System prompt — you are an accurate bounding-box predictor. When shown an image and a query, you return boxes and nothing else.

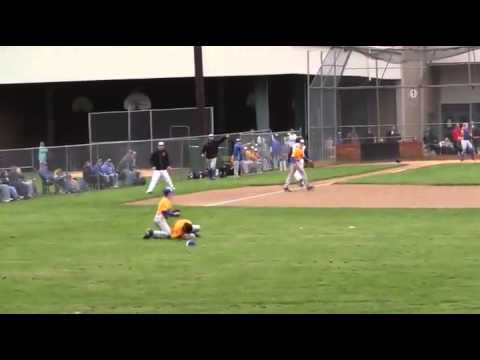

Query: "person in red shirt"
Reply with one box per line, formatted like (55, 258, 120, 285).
(451, 123, 462, 159)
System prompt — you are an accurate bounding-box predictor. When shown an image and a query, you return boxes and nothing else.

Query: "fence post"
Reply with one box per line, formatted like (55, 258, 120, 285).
(31, 148, 35, 170)
(210, 107, 214, 134)
(65, 146, 69, 172)
(149, 110, 153, 154)
(88, 113, 93, 165)
(128, 110, 131, 143)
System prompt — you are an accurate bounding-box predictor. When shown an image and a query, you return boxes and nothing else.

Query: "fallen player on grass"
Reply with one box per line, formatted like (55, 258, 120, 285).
(143, 219, 201, 241)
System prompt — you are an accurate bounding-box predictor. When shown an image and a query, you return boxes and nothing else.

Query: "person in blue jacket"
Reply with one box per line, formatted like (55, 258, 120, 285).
(232, 138, 244, 177)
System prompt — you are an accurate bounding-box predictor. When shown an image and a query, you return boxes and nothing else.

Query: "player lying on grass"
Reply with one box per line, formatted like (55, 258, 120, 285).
(284, 141, 314, 192)
(143, 219, 201, 240)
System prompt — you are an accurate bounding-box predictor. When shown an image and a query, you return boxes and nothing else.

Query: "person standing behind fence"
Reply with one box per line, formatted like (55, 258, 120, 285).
(461, 123, 475, 161)
(146, 141, 175, 194)
(201, 134, 229, 180)
(271, 134, 282, 170)
(38, 141, 48, 167)
(451, 123, 462, 159)
(279, 139, 289, 172)
(232, 138, 243, 177)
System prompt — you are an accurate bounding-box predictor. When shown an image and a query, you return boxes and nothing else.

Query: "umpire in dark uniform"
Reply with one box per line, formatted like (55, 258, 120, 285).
(201, 133, 229, 180)
(146, 141, 175, 193)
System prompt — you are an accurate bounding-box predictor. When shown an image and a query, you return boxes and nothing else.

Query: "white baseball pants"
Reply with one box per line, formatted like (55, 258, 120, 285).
(285, 160, 309, 187)
(154, 214, 171, 235)
(146, 169, 174, 193)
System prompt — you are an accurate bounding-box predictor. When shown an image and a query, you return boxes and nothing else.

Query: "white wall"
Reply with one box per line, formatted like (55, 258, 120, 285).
(0, 46, 196, 84)
(0, 46, 327, 85)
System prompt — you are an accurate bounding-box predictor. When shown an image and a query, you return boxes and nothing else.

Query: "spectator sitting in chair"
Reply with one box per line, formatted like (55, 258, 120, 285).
(53, 168, 70, 193)
(8, 167, 36, 199)
(0, 170, 22, 200)
(65, 173, 81, 193)
(118, 150, 139, 186)
(94, 158, 110, 188)
(82, 160, 98, 189)
(0, 183, 13, 203)
(38, 163, 63, 194)
(100, 158, 119, 188)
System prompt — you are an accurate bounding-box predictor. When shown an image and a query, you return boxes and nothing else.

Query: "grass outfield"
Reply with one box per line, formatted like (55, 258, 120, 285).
(5, 163, 480, 313)
(348, 163, 480, 185)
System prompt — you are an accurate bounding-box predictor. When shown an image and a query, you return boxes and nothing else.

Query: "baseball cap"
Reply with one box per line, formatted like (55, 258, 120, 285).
(236, 138, 241, 142)
(163, 186, 173, 196)
(300, 139, 305, 144)
(158, 141, 165, 146)
(208, 133, 214, 138)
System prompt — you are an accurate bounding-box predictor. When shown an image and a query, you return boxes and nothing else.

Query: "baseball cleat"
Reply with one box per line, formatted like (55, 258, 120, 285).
(284, 186, 292, 192)
(306, 185, 314, 191)
(143, 229, 154, 239)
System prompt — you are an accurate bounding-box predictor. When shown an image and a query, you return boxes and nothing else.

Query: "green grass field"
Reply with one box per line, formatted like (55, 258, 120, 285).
(2, 163, 480, 313)
(348, 163, 480, 185)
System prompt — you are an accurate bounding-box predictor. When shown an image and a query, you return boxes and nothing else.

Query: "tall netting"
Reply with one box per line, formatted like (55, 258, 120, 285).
(308, 46, 480, 161)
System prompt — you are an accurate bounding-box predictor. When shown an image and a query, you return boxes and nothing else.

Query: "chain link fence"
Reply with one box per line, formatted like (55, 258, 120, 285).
(0, 129, 301, 176)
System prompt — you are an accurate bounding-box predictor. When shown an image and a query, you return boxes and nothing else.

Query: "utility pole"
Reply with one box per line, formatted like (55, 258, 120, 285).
(194, 46, 208, 134)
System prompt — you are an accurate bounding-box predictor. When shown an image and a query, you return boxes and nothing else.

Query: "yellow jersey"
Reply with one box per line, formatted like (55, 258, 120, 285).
(156, 196, 172, 215)
(171, 219, 192, 239)
(292, 144, 304, 161)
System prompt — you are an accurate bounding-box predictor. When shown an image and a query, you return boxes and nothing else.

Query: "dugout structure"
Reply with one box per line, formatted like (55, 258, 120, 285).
(308, 46, 480, 161)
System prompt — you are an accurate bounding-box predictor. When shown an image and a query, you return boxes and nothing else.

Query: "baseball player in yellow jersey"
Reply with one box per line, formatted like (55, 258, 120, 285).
(283, 142, 314, 192)
(142, 186, 180, 239)
(143, 218, 201, 240)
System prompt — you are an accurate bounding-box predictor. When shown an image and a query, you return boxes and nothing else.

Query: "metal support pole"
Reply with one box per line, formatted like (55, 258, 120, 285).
(306, 50, 311, 158)
(320, 51, 324, 160)
(194, 46, 207, 135)
(332, 51, 337, 161)
(149, 110, 153, 153)
(210, 106, 214, 134)
(468, 48, 472, 86)
(88, 113, 93, 165)
(127, 110, 132, 145)
(65, 146, 68, 172)
(375, 59, 381, 138)
(31, 149, 35, 170)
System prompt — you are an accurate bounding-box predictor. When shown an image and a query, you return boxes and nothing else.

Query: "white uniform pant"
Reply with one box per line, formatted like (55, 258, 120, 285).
(462, 140, 474, 154)
(285, 160, 309, 187)
(207, 158, 217, 169)
(294, 159, 304, 182)
(147, 169, 174, 193)
(154, 214, 171, 235)
(279, 159, 288, 172)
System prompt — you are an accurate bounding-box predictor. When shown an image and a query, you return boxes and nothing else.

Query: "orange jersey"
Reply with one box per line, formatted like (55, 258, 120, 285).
(292, 145, 304, 161)
(171, 219, 192, 239)
(156, 196, 172, 215)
